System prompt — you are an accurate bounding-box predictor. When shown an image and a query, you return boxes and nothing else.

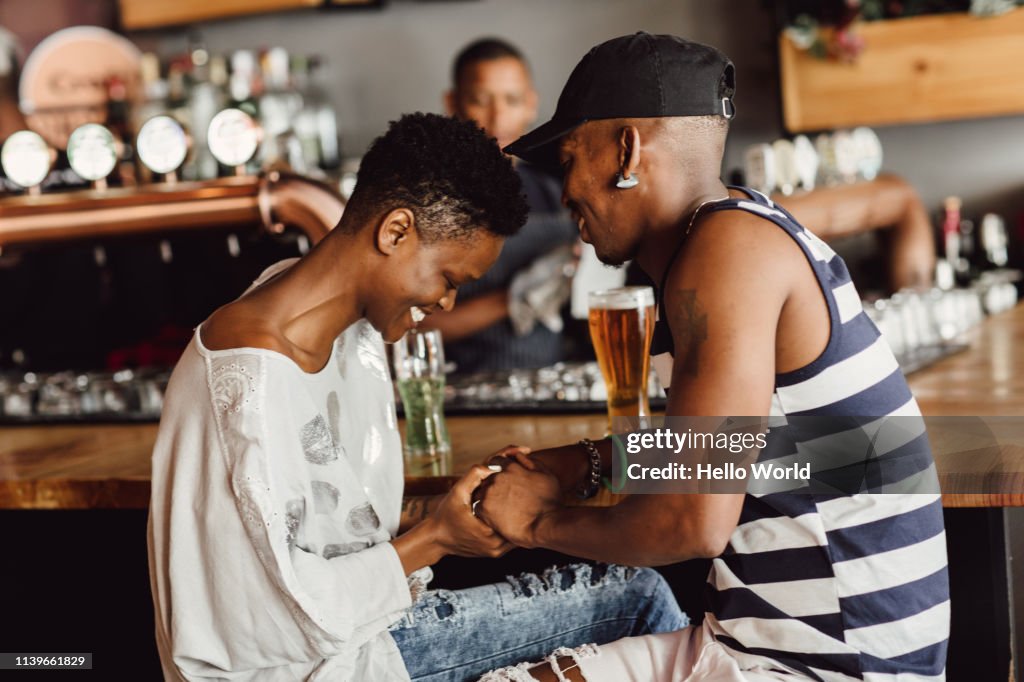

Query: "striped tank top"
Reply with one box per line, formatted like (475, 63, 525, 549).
(650, 187, 950, 681)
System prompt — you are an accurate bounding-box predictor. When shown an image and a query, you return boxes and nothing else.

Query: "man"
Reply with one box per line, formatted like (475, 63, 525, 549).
(424, 38, 579, 373)
(148, 112, 683, 682)
(478, 34, 949, 681)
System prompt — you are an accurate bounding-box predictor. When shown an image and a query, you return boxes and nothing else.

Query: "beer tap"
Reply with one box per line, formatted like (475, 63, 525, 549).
(136, 115, 190, 184)
(0, 130, 54, 196)
(66, 123, 118, 191)
(207, 108, 262, 177)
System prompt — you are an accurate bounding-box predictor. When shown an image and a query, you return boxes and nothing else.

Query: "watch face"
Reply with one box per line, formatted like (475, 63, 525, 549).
(207, 108, 260, 168)
(66, 123, 117, 181)
(136, 115, 188, 175)
(771, 139, 799, 195)
(792, 135, 819, 191)
(1, 130, 52, 188)
(744, 143, 776, 195)
(832, 130, 859, 182)
(852, 127, 883, 181)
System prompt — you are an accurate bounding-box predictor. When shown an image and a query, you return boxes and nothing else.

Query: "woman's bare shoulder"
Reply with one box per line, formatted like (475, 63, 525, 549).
(199, 302, 291, 356)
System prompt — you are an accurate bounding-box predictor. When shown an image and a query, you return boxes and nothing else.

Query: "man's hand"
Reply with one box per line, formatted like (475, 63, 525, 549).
(476, 457, 563, 548)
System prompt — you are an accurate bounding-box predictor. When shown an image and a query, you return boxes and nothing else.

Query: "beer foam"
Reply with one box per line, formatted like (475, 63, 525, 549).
(588, 286, 655, 310)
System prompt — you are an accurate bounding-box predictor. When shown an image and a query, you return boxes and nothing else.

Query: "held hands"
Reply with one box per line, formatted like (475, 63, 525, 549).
(426, 464, 514, 559)
(475, 450, 564, 549)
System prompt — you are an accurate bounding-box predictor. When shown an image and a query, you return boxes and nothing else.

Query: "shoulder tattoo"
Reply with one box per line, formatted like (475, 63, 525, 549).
(670, 290, 707, 377)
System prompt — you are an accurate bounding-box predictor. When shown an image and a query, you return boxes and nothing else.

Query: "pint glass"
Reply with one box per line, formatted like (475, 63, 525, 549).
(588, 286, 656, 432)
(392, 328, 451, 475)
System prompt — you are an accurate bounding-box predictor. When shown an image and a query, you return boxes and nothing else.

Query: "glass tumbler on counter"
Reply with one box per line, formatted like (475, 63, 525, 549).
(392, 328, 451, 475)
(588, 286, 656, 433)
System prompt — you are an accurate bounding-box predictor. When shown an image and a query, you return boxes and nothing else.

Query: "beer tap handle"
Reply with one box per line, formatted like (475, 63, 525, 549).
(67, 123, 118, 190)
(0, 130, 54, 195)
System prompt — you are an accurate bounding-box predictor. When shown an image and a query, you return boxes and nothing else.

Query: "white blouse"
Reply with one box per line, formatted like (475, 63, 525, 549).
(148, 260, 416, 681)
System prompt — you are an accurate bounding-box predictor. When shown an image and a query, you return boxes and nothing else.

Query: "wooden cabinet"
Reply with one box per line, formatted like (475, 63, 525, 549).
(119, 0, 377, 30)
(779, 8, 1024, 131)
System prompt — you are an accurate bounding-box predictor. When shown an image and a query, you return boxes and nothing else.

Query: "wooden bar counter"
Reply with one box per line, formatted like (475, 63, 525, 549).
(2, 303, 1024, 510)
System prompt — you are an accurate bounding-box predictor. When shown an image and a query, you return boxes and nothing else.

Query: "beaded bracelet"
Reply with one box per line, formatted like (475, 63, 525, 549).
(576, 438, 602, 500)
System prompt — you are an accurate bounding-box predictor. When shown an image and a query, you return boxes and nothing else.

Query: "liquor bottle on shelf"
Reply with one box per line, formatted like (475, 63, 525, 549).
(980, 213, 1009, 269)
(226, 50, 262, 174)
(137, 53, 168, 122)
(228, 50, 260, 120)
(258, 46, 304, 169)
(958, 218, 976, 277)
(290, 54, 322, 172)
(304, 55, 340, 170)
(186, 41, 225, 180)
(941, 196, 969, 282)
(105, 75, 137, 187)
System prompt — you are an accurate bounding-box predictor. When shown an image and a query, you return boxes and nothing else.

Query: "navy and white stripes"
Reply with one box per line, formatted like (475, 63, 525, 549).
(651, 187, 949, 680)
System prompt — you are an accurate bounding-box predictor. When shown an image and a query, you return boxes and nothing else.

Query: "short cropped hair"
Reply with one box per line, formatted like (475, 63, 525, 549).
(452, 38, 528, 87)
(345, 112, 527, 241)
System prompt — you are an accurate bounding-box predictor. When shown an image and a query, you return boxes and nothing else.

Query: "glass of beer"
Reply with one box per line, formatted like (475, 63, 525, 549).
(588, 286, 656, 433)
(392, 329, 452, 475)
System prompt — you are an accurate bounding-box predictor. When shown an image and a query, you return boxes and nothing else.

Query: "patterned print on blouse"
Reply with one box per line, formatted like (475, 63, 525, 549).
(323, 542, 370, 559)
(311, 480, 341, 514)
(284, 498, 305, 548)
(211, 360, 257, 415)
(345, 502, 381, 537)
(300, 414, 339, 465)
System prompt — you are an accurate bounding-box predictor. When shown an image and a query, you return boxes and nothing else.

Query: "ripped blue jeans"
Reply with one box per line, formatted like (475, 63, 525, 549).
(389, 564, 687, 682)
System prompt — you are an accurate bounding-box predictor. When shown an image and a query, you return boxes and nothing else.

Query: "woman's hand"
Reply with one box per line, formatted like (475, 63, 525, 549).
(427, 465, 514, 559)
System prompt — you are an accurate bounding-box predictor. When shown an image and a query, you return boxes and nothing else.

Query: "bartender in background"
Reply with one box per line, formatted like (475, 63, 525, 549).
(423, 38, 579, 373)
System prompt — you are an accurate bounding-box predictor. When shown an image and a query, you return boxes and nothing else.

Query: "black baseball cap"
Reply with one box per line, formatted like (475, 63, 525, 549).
(504, 32, 735, 169)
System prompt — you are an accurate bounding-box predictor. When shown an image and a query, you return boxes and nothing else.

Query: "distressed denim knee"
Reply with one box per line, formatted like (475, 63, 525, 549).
(391, 563, 686, 682)
(498, 563, 685, 635)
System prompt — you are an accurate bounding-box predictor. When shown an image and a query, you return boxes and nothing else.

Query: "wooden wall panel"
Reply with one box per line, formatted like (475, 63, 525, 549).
(780, 9, 1024, 131)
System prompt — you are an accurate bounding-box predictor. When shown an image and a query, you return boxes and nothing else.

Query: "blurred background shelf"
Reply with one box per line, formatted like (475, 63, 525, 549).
(779, 8, 1024, 132)
(118, 0, 379, 31)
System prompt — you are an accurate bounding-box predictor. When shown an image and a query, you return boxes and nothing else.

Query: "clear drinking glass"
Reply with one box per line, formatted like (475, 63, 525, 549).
(588, 286, 656, 433)
(392, 328, 451, 475)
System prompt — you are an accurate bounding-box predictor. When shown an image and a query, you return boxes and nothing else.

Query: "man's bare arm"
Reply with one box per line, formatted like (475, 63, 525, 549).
(480, 211, 800, 563)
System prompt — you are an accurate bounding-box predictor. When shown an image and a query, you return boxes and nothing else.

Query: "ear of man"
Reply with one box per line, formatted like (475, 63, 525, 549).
(618, 125, 642, 179)
(374, 207, 417, 256)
